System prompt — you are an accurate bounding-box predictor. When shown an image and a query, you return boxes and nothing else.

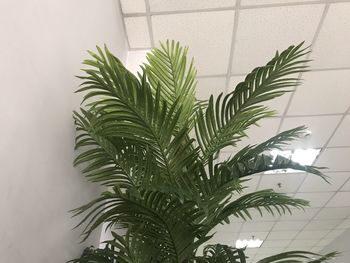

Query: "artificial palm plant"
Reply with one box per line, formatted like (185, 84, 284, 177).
(70, 40, 337, 262)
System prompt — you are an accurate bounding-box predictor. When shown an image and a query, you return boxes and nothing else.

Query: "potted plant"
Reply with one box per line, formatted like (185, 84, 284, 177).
(70, 41, 337, 262)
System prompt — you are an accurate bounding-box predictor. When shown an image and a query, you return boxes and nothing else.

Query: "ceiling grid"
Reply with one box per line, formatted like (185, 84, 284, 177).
(119, 0, 350, 259)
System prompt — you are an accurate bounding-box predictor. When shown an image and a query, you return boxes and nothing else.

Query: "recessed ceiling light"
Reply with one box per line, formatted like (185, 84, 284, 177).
(266, 148, 321, 174)
(235, 237, 263, 249)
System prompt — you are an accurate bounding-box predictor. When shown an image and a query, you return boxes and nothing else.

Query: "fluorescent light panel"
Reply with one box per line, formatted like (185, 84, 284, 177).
(236, 238, 263, 248)
(266, 148, 321, 174)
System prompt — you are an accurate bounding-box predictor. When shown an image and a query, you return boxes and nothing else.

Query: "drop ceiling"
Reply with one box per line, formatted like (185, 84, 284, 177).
(119, 0, 350, 261)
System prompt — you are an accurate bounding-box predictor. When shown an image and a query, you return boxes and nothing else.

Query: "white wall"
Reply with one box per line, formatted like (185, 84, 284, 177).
(0, 1, 127, 262)
(322, 229, 350, 263)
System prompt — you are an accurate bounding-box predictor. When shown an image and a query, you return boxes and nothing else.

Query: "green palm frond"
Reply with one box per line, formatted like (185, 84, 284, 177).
(257, 251, 339, 263)
(195, 244, 246, 263)
(76, 45, 202, 199)
(211, 189, 308, 226)
(195, 43, 309, 161)
(72, 187, 210, 262)
(144, 40, 201, 129)
(69, 231, 156, 263)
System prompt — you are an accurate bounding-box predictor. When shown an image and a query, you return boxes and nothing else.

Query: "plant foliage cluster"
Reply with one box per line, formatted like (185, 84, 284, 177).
(70, 40, 337, 262)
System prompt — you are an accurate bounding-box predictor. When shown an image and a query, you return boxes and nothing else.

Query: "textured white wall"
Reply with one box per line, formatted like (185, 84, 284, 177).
(0, 1, 127, 262)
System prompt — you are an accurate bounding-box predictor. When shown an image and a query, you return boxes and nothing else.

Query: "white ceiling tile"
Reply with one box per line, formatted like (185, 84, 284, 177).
(279, 208, 320, 221)
(324, 229, 346, 240)
(231, 4, 324, 74)
(295, 230, 329, 239)
(258, 173, 305, 193)
(241, 221, 275, 232)
(267, 231, 298, 240)
(341, 178, 350, 191)
(273, 220, 308, 231)
(299, 172, 350, 193)
(126, 49, 150, 75)
(218, 149, 237, 162)
(287, 70, 350, 115)
(240, 175, 261, 194)
(149, 0, 236, 12)
(336, 219, 350, 229)
(124, 17, 151, 48)
(120, 0, 146, 13)
(294, 192, 333, 207)
(213, 222, 242, 234)
(196, 77, 226, 101)
(304, 219, 342, 230)
(311, 3, 350, 69)
(235, 117, 281, 149)
(242, 0, 316, 5)
(289, 238, 320, 247)
(315, 239, 333, 247)
(228, 75, 245, 88)
(152, 11, 235, 75)
(312, 246, 324, 253)
(255, 247, 285, 255)
(247, 209, 280, 221)
(326, 191, 350, 207)
(261, 239, 290, 248)
(315, 148, 350, 172)
(314, 207, 350, 220)
(329, 116, 350, 147)
(238, 231, 269, 240)
(280, 116, 341, 148)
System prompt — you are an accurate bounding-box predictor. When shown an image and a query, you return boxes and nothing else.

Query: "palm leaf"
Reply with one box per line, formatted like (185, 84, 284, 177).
(195, 43, 309, 161)
(195, 244, 246, 263)
(72, 187, 211, 262)
(210, 189, 308, 227)
(144, 40, 201, 129)
(257, 251, 339, 263)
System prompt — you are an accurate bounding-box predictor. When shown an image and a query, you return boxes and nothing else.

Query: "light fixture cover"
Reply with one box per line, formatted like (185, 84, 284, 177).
(266, 148, 321, 174)
(235, 238, 263, 248)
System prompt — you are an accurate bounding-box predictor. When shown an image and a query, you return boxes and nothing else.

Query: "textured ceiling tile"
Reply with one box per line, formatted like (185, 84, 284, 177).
(299, 172, 350, 193)
(238, 231, 270, 240)
(242, 0, 316, 5)
(273, 220, 308, 231)
(294, 192, 333, 207)
(196, 77, 226, 100)
(315, 148, 350, 172)
(287, 70, 350, 115)
(295, 230, 329, 239)
(311, 3, 350, 69)
(326, 191, 350, 207)
(241, 221, 275, 232)
(234, 117, 281, 149)
(341, 178, 350, 191)
(149, 0, 236, 12)
(261, 239, 291, 248)
(289, 239, 320, 247)
(120, 0, 146, 13)
(314, 207, 350, 220)
(279, 208, 320, 221)
(267, 231, 298, 240)
(329, 116, 350, 147)
(124, 17, 151, 48)
(152, 11, 235, 75)
(258, 173, 305, 193)
(231, 4, 324, 74)
(280, 115, 341, 148)
(304, 220, 342, 230)
(324, 229, 346, 239)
